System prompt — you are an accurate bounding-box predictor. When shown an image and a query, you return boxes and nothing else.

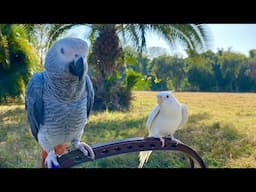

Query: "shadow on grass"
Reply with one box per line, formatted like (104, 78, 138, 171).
(0, 106, 25, 124)
(0, 106, 40, 168)
(82, 116, 147, 144)
(0, 107, 27, 141)
(176, 121, 254, 168)
(188, 112, 210, 124)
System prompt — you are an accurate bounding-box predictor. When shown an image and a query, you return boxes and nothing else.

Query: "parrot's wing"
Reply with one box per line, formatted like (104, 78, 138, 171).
(177, 104, 188, 129)
(146, 104, 160, 131)
(85, 74, 94, 118)
(25, 72, 44, 141)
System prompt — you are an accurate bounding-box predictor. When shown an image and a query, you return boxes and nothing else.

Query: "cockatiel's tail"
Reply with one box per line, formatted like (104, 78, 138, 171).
(138, 91, 188, 168)
(139, 104, 160, 168)
(25, 37, 95, 168)
(138, 151, 152, 168)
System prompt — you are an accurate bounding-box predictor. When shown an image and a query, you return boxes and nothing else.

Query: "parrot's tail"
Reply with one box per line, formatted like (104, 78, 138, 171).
(138, 151, 152, 168)
(41, 143, 67, 168)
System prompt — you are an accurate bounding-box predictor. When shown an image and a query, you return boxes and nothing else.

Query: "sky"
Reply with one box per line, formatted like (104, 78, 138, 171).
(207, 24, 256, 56)
(67, 24, 256, 57)
(146, 24, 256, 57)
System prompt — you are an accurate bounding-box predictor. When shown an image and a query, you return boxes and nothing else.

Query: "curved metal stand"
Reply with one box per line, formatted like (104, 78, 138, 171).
(57, 137, 206, 168)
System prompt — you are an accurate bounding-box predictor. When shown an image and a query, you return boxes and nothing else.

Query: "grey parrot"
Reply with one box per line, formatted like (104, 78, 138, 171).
(138, 91, 188, 168)
(25, 37, 95, 168)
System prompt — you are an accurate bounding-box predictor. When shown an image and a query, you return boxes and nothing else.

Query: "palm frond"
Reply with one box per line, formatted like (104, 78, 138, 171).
(119, 24, 141, 51)
(138, 24, 146, 53)
(46, 24, 77, 49)
(147, 24, 177, 49)
(193, 24, 213, 50)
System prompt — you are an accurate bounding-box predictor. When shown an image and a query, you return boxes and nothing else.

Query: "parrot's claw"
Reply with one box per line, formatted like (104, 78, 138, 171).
(72, 140, 95, 159)
(44, 151, 59, 168)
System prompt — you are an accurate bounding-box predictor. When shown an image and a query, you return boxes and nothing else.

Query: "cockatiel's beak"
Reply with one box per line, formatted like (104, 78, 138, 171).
(157, 95, 163, 104)
(69, 56, 84, 80)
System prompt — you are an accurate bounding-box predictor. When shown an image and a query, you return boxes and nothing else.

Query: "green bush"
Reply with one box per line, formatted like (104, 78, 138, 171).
(0, 25, 40, 103)
(126, 69, 150, 91)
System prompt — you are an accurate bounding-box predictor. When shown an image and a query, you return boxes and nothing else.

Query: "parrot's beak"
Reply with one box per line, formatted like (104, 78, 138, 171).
(69, 56, 84, 80)
(157, 95, 163, 104)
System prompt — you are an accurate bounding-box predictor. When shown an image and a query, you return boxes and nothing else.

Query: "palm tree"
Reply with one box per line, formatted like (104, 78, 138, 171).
(89, 25, 127, 110)
(89, 24, 211, 110)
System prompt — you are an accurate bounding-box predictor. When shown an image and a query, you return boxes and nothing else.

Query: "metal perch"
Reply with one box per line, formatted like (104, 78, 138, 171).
(57, 137, 206, 168)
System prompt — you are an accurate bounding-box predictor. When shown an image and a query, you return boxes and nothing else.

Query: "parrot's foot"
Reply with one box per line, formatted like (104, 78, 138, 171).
(72, 140, 95, 159)
(45, 151, 59, 168)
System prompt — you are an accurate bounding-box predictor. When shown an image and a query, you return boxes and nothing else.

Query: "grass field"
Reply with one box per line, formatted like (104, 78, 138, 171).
(1, 91, 256, 168)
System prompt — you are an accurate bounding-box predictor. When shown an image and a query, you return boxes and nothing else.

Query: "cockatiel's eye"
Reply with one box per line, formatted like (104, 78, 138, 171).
(60, 48, 64, 54)
(166, 95, 169, 98)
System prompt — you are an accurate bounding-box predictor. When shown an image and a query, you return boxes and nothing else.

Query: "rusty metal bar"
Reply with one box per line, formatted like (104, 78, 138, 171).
(57, 137, 206, 168)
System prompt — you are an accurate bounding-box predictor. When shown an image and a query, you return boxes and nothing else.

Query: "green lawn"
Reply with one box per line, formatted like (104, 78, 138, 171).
(1, 91, 256, 168)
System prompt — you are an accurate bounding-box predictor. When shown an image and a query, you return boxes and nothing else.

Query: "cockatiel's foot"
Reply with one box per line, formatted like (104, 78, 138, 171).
(44, 151, 59, 168)
(72, 140, 95, 159)
(167, 135, 183, 145)
(159, 137, 165, 147)
(172, 137, 183, 145)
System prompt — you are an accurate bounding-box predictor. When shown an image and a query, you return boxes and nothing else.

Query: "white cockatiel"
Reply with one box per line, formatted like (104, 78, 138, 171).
(138, 91, 188, 168)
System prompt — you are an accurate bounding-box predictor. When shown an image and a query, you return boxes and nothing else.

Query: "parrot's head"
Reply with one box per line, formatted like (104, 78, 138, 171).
(157, 91, 179, 107)
(45, 37, 89, 81)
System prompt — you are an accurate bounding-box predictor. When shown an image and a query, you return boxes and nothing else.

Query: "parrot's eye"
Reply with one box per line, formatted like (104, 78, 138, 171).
(60, 48, 64, 54)
(13, 52, 24, 62)
(166, 95, 169, 98)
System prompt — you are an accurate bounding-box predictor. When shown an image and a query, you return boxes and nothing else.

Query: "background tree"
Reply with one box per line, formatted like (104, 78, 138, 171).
(238, 49, 256, 91)
(147, 55, 188, 91)
(89, 24, 212, 110)
(123, 46, 151, 91)
(0, 24, 40, 103)
(219, 51, 246, 91)
(185, 50, 216, 91)
(89, 25, 128, 110)
(249, 49, 256, 59)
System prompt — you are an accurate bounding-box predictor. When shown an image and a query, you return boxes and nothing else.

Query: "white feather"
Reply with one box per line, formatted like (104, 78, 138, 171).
(146, 105, 160, 132)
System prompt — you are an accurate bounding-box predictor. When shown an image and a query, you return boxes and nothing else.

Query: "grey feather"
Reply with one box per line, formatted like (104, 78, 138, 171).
(85, 74, 94, 118)
(25, 72, 44, 141)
